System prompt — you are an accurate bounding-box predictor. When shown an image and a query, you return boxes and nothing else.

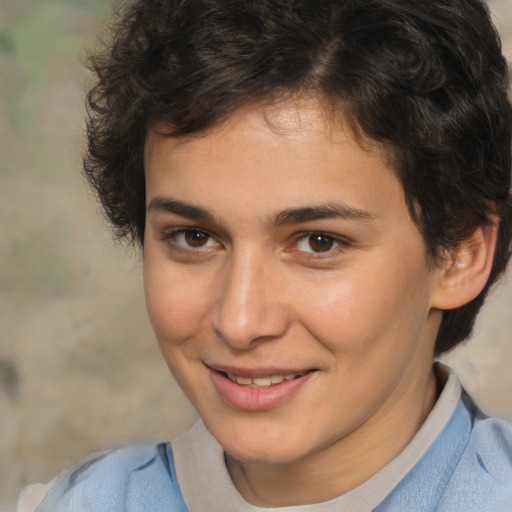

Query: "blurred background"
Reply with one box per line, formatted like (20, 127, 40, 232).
(0, 0, 511, 509)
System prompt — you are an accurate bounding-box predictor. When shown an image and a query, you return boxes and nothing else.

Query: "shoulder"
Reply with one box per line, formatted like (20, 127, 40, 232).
(20, 443, 188, 512)
(437, 391, 512, 511)
(460, 390, 512, 481)
(378, 369, 512, 512)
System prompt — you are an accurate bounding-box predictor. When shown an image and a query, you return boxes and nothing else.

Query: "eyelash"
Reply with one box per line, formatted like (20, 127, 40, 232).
(160, 228, 219, 252)
(160, 228, 350, 258)
(291, 232, 350, 259)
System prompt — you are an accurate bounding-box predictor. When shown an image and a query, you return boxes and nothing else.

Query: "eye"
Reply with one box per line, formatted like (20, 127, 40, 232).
(165, 228, 219, 250)
(295, 232, 345, 253)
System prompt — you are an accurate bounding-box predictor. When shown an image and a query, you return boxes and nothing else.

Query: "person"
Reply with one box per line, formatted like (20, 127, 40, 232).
(17, 0, 512, 510)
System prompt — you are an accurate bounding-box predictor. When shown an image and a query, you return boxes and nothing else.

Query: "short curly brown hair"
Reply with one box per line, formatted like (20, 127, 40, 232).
(84, 0, 512, 354)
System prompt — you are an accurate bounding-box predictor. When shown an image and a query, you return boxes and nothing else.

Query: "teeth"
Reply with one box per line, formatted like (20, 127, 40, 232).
(226, 372, 304, 388)
(254, 376, 274, 387)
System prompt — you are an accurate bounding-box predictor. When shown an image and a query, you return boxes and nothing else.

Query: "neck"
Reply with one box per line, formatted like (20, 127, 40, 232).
(227, 367, 439, 507)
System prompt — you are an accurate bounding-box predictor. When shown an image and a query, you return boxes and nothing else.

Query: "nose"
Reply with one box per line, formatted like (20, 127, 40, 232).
(210, 250, 290, 350)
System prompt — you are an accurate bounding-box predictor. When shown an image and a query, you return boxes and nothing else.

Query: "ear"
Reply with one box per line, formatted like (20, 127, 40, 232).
(431, 219, 498, 310)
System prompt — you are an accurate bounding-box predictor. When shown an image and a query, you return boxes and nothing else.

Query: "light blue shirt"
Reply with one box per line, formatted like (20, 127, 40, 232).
(31, 368, 512, 512)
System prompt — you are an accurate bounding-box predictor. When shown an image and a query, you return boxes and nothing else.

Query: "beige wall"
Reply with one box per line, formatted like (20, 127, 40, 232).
(1, 1, 511, 509)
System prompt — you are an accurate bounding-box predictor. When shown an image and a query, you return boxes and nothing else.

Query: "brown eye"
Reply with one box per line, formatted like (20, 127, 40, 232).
(163, 228, 220, 253)
(307, 233, 335, 252)
(294, 232, 347, 256)
(183, 229, 210, 247)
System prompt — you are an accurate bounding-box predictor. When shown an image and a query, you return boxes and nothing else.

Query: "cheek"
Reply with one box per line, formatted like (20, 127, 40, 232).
(296, 258, 432, 354)
(143, 257, 210, 345)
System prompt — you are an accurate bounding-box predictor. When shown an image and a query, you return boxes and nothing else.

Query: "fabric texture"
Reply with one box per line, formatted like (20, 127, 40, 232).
(22, 367, 512, 512)
(30, 445, 188, 512)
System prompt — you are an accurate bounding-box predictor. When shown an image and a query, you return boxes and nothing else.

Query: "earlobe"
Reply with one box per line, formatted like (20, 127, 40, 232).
(431, 219, 499, 310)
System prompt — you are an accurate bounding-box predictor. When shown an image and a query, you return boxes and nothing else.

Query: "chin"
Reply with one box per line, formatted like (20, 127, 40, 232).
(226, 445, 302, 466)
(214, 425, 313, 467)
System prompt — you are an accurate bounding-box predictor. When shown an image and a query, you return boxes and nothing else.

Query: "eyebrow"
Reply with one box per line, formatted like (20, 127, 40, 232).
(271, 203, 377, 226)
(147, 197, 377, 226)
(147, 197, 215, 222)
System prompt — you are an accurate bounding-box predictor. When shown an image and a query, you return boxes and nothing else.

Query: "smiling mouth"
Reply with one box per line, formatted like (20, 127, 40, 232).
(222, 371, 310, 389)
(210, 367, 317, 410)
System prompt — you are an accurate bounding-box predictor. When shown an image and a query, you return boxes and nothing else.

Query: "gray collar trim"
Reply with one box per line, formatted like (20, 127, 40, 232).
(171, 363, 461, 512)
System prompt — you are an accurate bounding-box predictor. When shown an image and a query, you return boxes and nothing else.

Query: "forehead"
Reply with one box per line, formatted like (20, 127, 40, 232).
(143, 98, 407, 227)
(146, 96, 391, 166)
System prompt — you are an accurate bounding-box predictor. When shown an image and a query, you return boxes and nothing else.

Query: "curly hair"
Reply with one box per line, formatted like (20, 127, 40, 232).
(84, 0, 512, 354)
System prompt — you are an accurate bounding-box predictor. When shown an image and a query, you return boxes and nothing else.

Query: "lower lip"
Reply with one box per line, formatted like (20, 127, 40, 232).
(209, 369, 316, 411)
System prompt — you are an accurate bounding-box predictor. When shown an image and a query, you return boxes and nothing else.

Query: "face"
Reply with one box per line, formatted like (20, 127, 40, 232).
(143, 100, 443, 469)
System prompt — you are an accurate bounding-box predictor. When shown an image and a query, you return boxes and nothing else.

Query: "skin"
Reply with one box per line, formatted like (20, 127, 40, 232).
(143, 99, 450, 506)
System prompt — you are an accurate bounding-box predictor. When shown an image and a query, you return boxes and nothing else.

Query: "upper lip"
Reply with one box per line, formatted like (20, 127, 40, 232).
(206, 363, 316, 378)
